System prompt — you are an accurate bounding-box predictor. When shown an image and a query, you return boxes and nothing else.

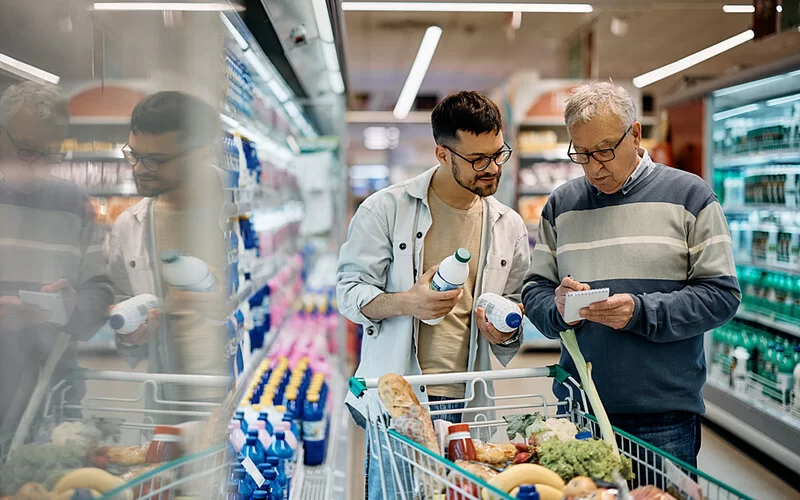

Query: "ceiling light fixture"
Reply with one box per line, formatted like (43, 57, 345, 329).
(394, 26, 442, 120)
(93, 2, 244, 11)
(722, 4, 783, 13)
(633, 29, 754, 88)
(342, 2, 592, 13)
(713, 103, 761, 121)
(311, 0, 335, 43)
(0, 52, 60, 84)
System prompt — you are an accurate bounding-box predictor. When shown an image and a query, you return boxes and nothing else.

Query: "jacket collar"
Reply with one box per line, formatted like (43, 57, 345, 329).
(406, 165, 510, 221)
(129, 197, 153, 223)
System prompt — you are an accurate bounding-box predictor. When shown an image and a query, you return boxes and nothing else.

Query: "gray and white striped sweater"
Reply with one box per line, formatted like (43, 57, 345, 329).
(522, 157, 740, 415)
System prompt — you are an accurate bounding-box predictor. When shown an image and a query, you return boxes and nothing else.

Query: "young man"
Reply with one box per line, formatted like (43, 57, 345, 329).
(523, 82, 740, 467)
(0, 82, 113, 432)
(338, 91, 530, 423)
(109, 91, 228, 405)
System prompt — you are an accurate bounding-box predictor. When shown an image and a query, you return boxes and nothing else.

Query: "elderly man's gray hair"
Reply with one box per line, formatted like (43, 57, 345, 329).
(0, 81, 69, 129)
(564, 82, 636, 130)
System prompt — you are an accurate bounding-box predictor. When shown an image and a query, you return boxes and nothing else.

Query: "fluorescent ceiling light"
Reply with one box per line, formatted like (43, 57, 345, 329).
(713, 73, 787, 96)
(342, 2, 592, 12)
(633, 30, 754, 88)
(722, 4, 782, 13)
(311, 0, 334, 43)
(767, 94, 800, 107)
(220, 13, 248, 51)
(93, 2, 243, 11)
(0, 52, 60, 84)
(394, 26, 442, 120)
(713, 103, 761, 121)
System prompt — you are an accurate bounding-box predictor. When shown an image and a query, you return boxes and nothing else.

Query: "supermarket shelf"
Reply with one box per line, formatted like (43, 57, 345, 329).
(712, 150, 800, 170)
(724, 204, 799, 214)
(735, 257, 800, 277)
(66, 150, 125, 161)
(228, 256, 283, 315)
(703, 379, 800, 473)
(735, 307, 800, 339)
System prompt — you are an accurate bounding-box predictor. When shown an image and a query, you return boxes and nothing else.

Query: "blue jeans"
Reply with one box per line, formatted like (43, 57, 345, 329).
(610, 411, 701, 488)
(360, 396, 466, 499)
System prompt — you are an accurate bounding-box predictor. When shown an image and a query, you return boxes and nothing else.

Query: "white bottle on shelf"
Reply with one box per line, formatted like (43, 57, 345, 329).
(109, 294, 160, 334)
(475, 293, 523, 333)
(422, 248, 471, 326)
(160, 250, 216, 292)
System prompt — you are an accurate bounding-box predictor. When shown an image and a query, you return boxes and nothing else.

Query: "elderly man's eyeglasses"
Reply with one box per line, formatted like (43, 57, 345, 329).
(567, 125, 632, 165)
(2, 127, 66, 164)
(122, 144, 192, 172)
(443, 142, 513, 172)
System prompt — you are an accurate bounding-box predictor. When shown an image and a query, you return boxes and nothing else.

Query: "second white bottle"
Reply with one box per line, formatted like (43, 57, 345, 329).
(422, 248, 471, 326)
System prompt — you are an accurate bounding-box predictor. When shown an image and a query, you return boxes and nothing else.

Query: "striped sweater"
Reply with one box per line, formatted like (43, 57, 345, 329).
(522, 155, 740, 415)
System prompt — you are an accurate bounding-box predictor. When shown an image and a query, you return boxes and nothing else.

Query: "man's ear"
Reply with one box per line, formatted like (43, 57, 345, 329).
(435, 144, 449, 166)
(631, 121, 643, 149)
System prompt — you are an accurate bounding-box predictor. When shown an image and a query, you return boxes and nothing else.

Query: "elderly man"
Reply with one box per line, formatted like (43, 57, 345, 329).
(0, 82, 113, 433)
(522, 82, 740, 466)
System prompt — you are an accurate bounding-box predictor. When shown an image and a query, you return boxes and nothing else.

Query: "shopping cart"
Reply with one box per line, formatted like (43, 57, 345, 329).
(0, 369, 231, 499)
(348, 366, 753, 500)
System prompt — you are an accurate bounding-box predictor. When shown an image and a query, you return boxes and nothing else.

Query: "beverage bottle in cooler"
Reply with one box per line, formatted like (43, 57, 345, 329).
(239, 435, 267, 467)
(109, 294, 160, 334)
(793, 277, 800, 319)
(276, 421, 298, 450)
(234, 468, 254, 499)
(766, 274, 780, 313)
(226, 480, 243, 500)
(268, 431, 294, 497)
(247, 429, 268, 458)
(254, 419, 272, 449)
(235, 411, 248, 433)
(474, 293, 523, 333)
(422, 248, 471, 325)
(251, 491, 268, 500)
(258, 412, 274, 436)
(267, 456, 288, 498)
(256, 466, 284, 500)
(302, 392, 327, 466)
(282, 413, 300, 443)
(229, 422, 246, 453)
(778, 348, 795, 405)
(160, 250, 217, 292)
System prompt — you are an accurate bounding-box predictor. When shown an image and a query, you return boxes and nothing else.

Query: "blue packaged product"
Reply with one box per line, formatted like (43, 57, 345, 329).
(234, 469, 254, 499)
(302, 393, 326, 466)
(516, 485, 540, 500)
(235, 411, 248, 433)
(239, 435, 267, 467)
(259, 412, 274, 436)
(257, 466, 284, 500)
(282, 414, 300, 441)
(268, 431, 294, 497)
(251, 491, 268, 500)
(267, 456, 287, 496)
(248, 429, 268, 457)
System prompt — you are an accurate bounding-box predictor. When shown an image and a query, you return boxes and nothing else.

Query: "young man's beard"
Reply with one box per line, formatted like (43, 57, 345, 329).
(451, 162, 501, 197)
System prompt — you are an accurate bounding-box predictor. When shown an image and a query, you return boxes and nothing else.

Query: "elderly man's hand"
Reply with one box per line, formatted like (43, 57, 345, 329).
(555, 276, 590, 325)
(579, 293, 636, 330)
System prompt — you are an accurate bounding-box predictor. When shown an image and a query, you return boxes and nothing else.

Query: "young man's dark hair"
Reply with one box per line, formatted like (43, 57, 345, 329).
(130, 91, 219, 144)
(430, 90, 502, 145)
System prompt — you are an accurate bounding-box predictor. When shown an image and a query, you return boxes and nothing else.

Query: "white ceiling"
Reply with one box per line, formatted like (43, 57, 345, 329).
(341, 1, 800, 107)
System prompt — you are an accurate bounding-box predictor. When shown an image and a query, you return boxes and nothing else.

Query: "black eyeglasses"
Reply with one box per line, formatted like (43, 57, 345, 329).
(568, 125, 632, 165)
(122, 144, 193, 172)
(443, 142, 513, 172)
(1, 127, 66, 164)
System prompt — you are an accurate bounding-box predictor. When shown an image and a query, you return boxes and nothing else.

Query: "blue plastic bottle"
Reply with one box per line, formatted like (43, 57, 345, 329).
(240, 435, 267, 467)
(248, 429, 268, 458)
(259, 412, 274, 436)
(282, 413, 301, 441)
(256, 466, 283, 500)
(226, 481, 243, 500)
(267, 456, 287, 498)
(251, 491, 268, 500)
(235, 411, 249, 433)
(302, 393, 327, 466)
(234, 469, 254, 499)
(268, 431, 294, 497)
(516, 485, 540, 500)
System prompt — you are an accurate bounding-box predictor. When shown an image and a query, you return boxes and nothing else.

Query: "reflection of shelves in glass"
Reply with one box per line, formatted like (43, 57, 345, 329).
(736, 307, 800, 339)
(713, 150, 800, 170)
(724, 204, 799, 214)
(705, 376, 800, 433)
(736, 257, 800, 276)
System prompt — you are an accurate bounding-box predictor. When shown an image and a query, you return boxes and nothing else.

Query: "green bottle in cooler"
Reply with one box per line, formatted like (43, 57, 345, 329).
(792, 276, 800, 320)
(741, 329, 758, 373)
(765, 274, 780, 313)
(756, 336, 772, 376)
(777, 347, 795, 405)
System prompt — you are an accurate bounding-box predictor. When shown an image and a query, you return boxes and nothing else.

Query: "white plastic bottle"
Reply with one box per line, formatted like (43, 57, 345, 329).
(422, 248, 471, 326)
(475, 292, 523, 333)
(160, 250, 217, 292)
(109, 294, 160, 334)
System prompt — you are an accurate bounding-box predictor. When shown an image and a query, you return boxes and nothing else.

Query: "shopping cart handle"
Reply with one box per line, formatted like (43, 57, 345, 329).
(348, 377, 367, 398)
(548, 364, 572, 384)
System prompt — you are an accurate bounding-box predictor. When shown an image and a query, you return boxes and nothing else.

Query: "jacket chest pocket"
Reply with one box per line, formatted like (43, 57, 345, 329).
(482, 252, 511, 294)
(126, 254, 156, 295)
(388, 233, 416, 292)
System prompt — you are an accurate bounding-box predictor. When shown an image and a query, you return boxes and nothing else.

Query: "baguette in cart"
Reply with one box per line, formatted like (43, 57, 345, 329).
(349, 365, 752, 500)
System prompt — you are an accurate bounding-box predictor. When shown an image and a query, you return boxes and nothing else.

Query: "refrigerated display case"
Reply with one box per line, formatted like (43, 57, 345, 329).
(688, 55, 800, 473)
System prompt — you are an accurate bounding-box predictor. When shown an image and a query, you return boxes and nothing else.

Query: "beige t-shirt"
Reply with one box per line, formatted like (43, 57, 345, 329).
(417, 187, 483, 398)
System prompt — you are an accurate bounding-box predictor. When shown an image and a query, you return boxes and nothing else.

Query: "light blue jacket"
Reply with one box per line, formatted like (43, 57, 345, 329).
(337, 167, 531, 422)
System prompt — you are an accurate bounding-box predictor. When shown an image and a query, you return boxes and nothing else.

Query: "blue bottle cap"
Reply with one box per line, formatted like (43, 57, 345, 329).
(275, 431, 285, 440)
(259, 412, 269, 420)
(248, 429, 259, 437)
(246, 435, 258, 445)
(505, 312, 523, 329)
(267, 456, 279, 465)
(517, 484, 539, 500)
(575, 431, 592, 440)
(252, 492, 268, 499)
(264, 469, 277, 480)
